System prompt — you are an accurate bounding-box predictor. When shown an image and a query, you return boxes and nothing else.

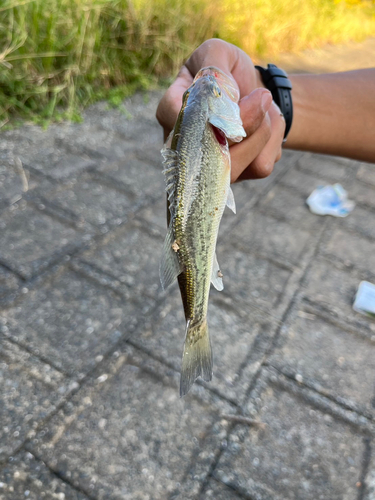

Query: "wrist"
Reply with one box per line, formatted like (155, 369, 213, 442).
(255, 64, 293, 139)
(255, 68, 266, 89)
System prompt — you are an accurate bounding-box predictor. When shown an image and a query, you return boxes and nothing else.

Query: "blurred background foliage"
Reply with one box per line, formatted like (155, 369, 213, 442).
(0, 0, 374, 125)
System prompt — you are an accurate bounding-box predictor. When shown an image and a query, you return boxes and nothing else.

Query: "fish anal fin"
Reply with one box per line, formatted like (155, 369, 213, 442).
(180, 319, 212, 397)
(159, 226, 183, 290)
(211, 252, 224, 291)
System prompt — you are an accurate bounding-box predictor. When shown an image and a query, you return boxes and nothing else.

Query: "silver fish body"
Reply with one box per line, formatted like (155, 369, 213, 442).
(160, 67, 246, 396)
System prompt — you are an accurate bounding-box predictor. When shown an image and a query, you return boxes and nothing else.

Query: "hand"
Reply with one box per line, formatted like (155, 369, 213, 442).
(156, 39, 286, 182)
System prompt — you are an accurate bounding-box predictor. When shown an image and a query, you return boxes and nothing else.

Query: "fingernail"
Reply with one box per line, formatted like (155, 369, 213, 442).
(261, 91, 272, 113)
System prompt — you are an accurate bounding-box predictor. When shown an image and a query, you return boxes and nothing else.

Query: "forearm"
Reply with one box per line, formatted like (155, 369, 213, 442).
(284, 69, 375, 162)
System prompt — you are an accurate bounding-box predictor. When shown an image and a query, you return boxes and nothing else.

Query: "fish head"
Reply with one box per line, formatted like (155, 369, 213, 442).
(192, 67, 247, 144)
(193, 66, 240, 102)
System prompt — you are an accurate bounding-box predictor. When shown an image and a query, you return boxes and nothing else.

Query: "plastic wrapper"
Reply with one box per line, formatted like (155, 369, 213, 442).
(306, 184, 355, 217)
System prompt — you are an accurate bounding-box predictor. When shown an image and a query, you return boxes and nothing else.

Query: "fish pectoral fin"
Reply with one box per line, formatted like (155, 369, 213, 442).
(226, 186, 236, 214)
(163, 129, 174, 149)
(211, 252, 224, 291)
(159, 226, 183, 290)
(180, 319, 212, 397)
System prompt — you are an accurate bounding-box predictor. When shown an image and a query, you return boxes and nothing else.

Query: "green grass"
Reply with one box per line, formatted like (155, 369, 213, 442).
(1, 0, 374, 126)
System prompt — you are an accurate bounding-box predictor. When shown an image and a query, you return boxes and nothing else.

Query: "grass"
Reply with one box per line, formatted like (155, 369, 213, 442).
(0, 0, 374, 126)
(220, 0, 375, 58)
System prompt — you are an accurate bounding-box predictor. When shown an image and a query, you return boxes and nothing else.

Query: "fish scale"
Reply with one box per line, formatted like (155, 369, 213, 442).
(160, 67, 246, 396)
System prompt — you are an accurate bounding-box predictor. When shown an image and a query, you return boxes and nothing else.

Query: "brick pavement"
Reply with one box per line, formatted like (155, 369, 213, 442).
(0, 88, 375, 500)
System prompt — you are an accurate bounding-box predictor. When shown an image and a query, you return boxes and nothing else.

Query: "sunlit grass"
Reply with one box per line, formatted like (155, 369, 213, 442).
(220, 0, 375, 58)
(0, 0, 374, 125)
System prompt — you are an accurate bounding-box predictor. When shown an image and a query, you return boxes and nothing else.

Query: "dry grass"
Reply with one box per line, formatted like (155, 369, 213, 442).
(0, 0, 374, 125)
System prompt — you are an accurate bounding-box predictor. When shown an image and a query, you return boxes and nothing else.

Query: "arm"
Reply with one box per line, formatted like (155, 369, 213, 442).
(156, 39, 375, 184)
(284, 70, 375, 162)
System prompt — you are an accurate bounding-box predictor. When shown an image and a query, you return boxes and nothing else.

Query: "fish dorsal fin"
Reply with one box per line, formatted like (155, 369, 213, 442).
(226, 186, 236, 214)
(159, 225, 183, 290)
(161, 146, 179, 220)
(211, 252, 224, 291)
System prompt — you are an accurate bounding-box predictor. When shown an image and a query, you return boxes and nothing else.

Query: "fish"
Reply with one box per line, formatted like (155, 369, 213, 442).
(160, 66, 246, 396)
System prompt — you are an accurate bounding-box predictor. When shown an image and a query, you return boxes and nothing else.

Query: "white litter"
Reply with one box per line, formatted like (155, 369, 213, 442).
(353, 281, 375, 318)
(306, 184, 355, 217)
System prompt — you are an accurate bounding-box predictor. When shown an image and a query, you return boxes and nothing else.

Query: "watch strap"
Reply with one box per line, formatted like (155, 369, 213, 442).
(255, 63, 293, 139)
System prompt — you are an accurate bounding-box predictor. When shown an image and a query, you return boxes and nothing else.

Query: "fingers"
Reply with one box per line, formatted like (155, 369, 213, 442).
(241, 89, 273, 137)
(186, 39, 258, 98)
(186, 39, 236, 77)
(231, 114, 272, 182)
(245, 102, 286, 179)
(235, 102, 286, 182)
(229, 89, 273, 182)
(156, 66, 193, 134)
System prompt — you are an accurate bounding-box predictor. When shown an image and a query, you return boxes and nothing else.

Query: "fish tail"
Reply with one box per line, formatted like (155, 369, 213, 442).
(180, 318, 212, 397)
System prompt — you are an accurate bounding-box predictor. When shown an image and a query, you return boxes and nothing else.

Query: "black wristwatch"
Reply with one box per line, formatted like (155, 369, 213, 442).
(255, 63, 293, 139)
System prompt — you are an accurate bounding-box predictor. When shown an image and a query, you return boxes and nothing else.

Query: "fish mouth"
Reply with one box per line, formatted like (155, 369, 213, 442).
(211, 125, 227, 146)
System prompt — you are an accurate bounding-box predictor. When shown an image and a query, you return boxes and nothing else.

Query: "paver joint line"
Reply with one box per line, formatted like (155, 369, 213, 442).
(1, 78, 375, 499)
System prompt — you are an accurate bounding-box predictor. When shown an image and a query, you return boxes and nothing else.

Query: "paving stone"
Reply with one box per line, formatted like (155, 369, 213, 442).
(218, 247, 292, 314)
(230, 210, 312, 267)
(8, 127, 96, 180)
(279, 167, 329, 197)
(28, 154, 96, 181)
(78, 222, 163, 300)
(200, 478, 244, 499)
(219, 177, 270, 234)
(116, 90, 164, 122)
(50, 118, 131, 157)
(80, 101, 162, 157)
(0, 126, 51, 161)
(134, 291, 274, 402)
(1, 86, 374, 500)
(357, 162, 375, 188)
(0, 200, 80, 279)
(269, 312, 375, 414)
(0, 266, 19, 301)
(137, 196, 168, 232)
(258, 184, 324, 230)
(340, 204, 375, 240)
(94, 156, 164, 200)
(1, 268, 135, 376)
(350, 181, 375, 210)
(29, 345, 232, 500)
(279, 159, 375, 219)
(87, 107, 160, 144)
(0, 339, 70, 461)
(297, 153, 353, 182)
(0, 157, 30, 209)
(0, 451, 88, 499)
(323, 227, 375, 272)
(364, 444, 375, 500)
(215, 370, 364, 500)
(40, 174, 136, 230)
(302, 257, 375, 330)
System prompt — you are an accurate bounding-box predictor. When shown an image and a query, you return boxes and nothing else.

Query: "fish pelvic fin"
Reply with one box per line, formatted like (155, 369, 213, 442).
(226, 186, 236, 214)
(180, 318, 212, 397)
(211, 252, 224, 291)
